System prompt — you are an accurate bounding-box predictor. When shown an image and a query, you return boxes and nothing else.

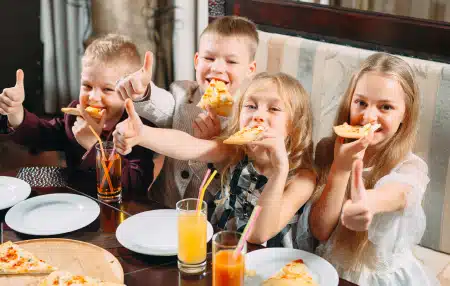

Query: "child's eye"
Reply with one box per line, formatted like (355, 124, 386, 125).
(82, 84, 92, 90)
(204, 57, 214, 61)
(355, 99, 367, 107)
(381, 104, 393, 111)
(244, 104, 256, 110)
(227, 60, 238, 64)
(270, 107, 281, 112)
(104, 88, 114, 93)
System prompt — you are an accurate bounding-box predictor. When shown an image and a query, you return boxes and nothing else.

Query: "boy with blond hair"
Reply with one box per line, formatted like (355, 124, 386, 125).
(116, 16, 259, 208)
(0, 34, 159, 194)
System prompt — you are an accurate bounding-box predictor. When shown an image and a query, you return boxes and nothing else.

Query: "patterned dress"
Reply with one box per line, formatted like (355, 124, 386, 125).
(211, 156, 301, 248)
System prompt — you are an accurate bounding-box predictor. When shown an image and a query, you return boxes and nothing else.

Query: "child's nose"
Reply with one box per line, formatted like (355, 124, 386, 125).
(211, 59, 226, 73)
(362, 107, 378, 123)
(253, 117, 264, 124)
(89, 89, 102, 102)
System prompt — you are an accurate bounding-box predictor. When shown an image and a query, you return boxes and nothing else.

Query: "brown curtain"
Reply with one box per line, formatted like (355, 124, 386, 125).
(91, 0, 174, 89)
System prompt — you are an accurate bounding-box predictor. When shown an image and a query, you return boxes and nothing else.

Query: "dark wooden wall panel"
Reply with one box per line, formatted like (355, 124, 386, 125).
(225, 0, 450, 63)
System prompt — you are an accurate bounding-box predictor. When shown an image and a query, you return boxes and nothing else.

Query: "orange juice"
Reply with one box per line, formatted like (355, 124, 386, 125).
(178, 211, 207, 264)
(213, 249, 245, 286)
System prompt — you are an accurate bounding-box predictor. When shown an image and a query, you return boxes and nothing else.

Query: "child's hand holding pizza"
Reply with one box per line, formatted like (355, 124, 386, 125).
(248, 131, 289, 176)
(333, 129, 374, 172)
(72, 95, 107, 150)
(193, 105, 221, 140)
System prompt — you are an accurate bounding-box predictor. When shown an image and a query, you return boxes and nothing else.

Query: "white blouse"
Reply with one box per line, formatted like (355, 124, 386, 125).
(296, 153, 439, 286)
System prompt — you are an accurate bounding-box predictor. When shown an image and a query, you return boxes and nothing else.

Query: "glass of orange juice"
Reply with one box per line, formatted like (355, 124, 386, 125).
(176, 198, 207, 274)
(212, 231, 246, 286)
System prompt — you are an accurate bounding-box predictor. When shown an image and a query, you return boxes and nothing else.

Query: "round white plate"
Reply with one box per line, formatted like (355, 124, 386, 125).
(245, 247, 339, 286)
(5, 193, 100, 235)
(0, 176, 31, 210)
(116, 209, 214, 256)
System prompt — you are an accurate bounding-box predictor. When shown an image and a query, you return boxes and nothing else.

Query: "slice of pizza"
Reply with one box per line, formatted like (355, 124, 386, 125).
(223, 126, 265, 145)
(263, 259, 318, 286)
(39, 271, 125, 286)
(61, 106, 103, 120)
(197, 79, 234, 116)
(333, 122, 381, 139)
(0, 241, 57, 274)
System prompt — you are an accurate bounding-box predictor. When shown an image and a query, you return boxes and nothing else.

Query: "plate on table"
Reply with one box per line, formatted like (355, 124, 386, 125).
(5, 193, 100, 235)
(0, 176, 31, 210)
(245, 248, 339, 286)
(0, 238, 124, 286)
(116, 209, 214, 256)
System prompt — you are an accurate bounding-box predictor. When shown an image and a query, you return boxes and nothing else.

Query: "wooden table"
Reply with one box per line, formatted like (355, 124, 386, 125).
(0, 169, 357, 286)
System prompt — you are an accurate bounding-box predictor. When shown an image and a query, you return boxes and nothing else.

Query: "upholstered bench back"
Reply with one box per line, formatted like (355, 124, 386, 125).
(255, 30, 450, 254)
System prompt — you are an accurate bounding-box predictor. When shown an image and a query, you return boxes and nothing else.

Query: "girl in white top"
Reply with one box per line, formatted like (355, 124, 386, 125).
(304, 53, 439, 285)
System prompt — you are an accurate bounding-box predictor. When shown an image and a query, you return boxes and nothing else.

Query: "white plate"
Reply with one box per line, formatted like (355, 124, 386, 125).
(116, 209, 214, 256)
(245, 247, 339, 286)
(5, 193, 100, 235)
(0, 177, 31, 210)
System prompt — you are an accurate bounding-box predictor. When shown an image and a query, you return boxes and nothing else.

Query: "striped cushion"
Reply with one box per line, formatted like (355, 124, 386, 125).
(255, 30, 450, 254)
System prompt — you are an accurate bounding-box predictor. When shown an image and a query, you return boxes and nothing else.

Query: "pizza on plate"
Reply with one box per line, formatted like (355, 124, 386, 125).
(39, 271, 125, 286)
(263, 259, 319, 286)
(0, 241, 57, 274)
(333, 122, 381, 139)
(223, 126, 265, 145)
(61, 106, 103, 120)
(197, 79, 234, 116)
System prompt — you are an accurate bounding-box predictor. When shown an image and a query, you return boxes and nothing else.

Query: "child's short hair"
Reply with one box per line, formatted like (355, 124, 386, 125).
(83, 34, 141, 73)
(201, 16, 259, 60)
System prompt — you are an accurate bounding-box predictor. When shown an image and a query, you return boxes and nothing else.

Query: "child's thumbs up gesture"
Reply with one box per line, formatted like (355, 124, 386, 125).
(113, 99, 144, 155)
(116, 51, 153, 101)
(0, 69, 25, 127)
(341, 159, 373, 231)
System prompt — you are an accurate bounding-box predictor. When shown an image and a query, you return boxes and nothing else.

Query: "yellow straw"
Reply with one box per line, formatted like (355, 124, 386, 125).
(88, 126, 106, 159)
(196, 170, 217, 213)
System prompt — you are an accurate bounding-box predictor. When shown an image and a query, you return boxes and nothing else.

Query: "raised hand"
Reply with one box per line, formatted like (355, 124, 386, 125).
(73, 94, 107, 150)
(1, 69, 25, 127)
(341, 159, 373, 231)
(248, 131, 289, 176)
(116, 51, 153, 101)
(113, 99, 144, 155)
(193, 105, 221, 139)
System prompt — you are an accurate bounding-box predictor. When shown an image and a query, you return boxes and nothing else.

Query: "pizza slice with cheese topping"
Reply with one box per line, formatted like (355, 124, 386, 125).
(333, 122, 381, 139)
(263, 259, 318, 286)
(0, 241, 57, 274)
(39, 271, 125, 286)
(197, 79, 234, 117)
(223, 126, 265, 145)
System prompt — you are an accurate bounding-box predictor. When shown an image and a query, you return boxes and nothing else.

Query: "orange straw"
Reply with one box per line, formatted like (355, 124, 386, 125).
(196, 170, 217, 213)
(88, 126, 114, 192)
(233, 205, 262, 259)
(196, 169, 211, 210)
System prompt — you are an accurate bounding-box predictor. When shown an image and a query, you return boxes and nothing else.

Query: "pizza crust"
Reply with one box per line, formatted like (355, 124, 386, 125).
(197, 79, 234, 117)
(333, 122, 381, 139)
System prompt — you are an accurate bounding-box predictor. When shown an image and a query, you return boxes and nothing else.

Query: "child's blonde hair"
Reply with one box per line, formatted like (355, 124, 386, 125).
(201, 16, 259, 60)
(322, 52, 420, 270)
(219, 72, 314, 199)
(83, 34, 141, 74)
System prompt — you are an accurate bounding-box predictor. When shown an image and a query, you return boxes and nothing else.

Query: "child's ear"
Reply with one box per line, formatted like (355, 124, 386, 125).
(248, 60, 256, 75)
(194, 53, 199, 70)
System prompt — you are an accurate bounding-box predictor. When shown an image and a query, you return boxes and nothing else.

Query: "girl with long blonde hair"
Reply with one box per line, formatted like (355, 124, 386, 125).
(307, 53, 438, 285)
(113, 72, 316, 246)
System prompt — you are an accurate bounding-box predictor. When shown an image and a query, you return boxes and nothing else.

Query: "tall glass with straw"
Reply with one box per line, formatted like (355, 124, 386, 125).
(212, 206, 262, 286)
(176, 170, 217, 274)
